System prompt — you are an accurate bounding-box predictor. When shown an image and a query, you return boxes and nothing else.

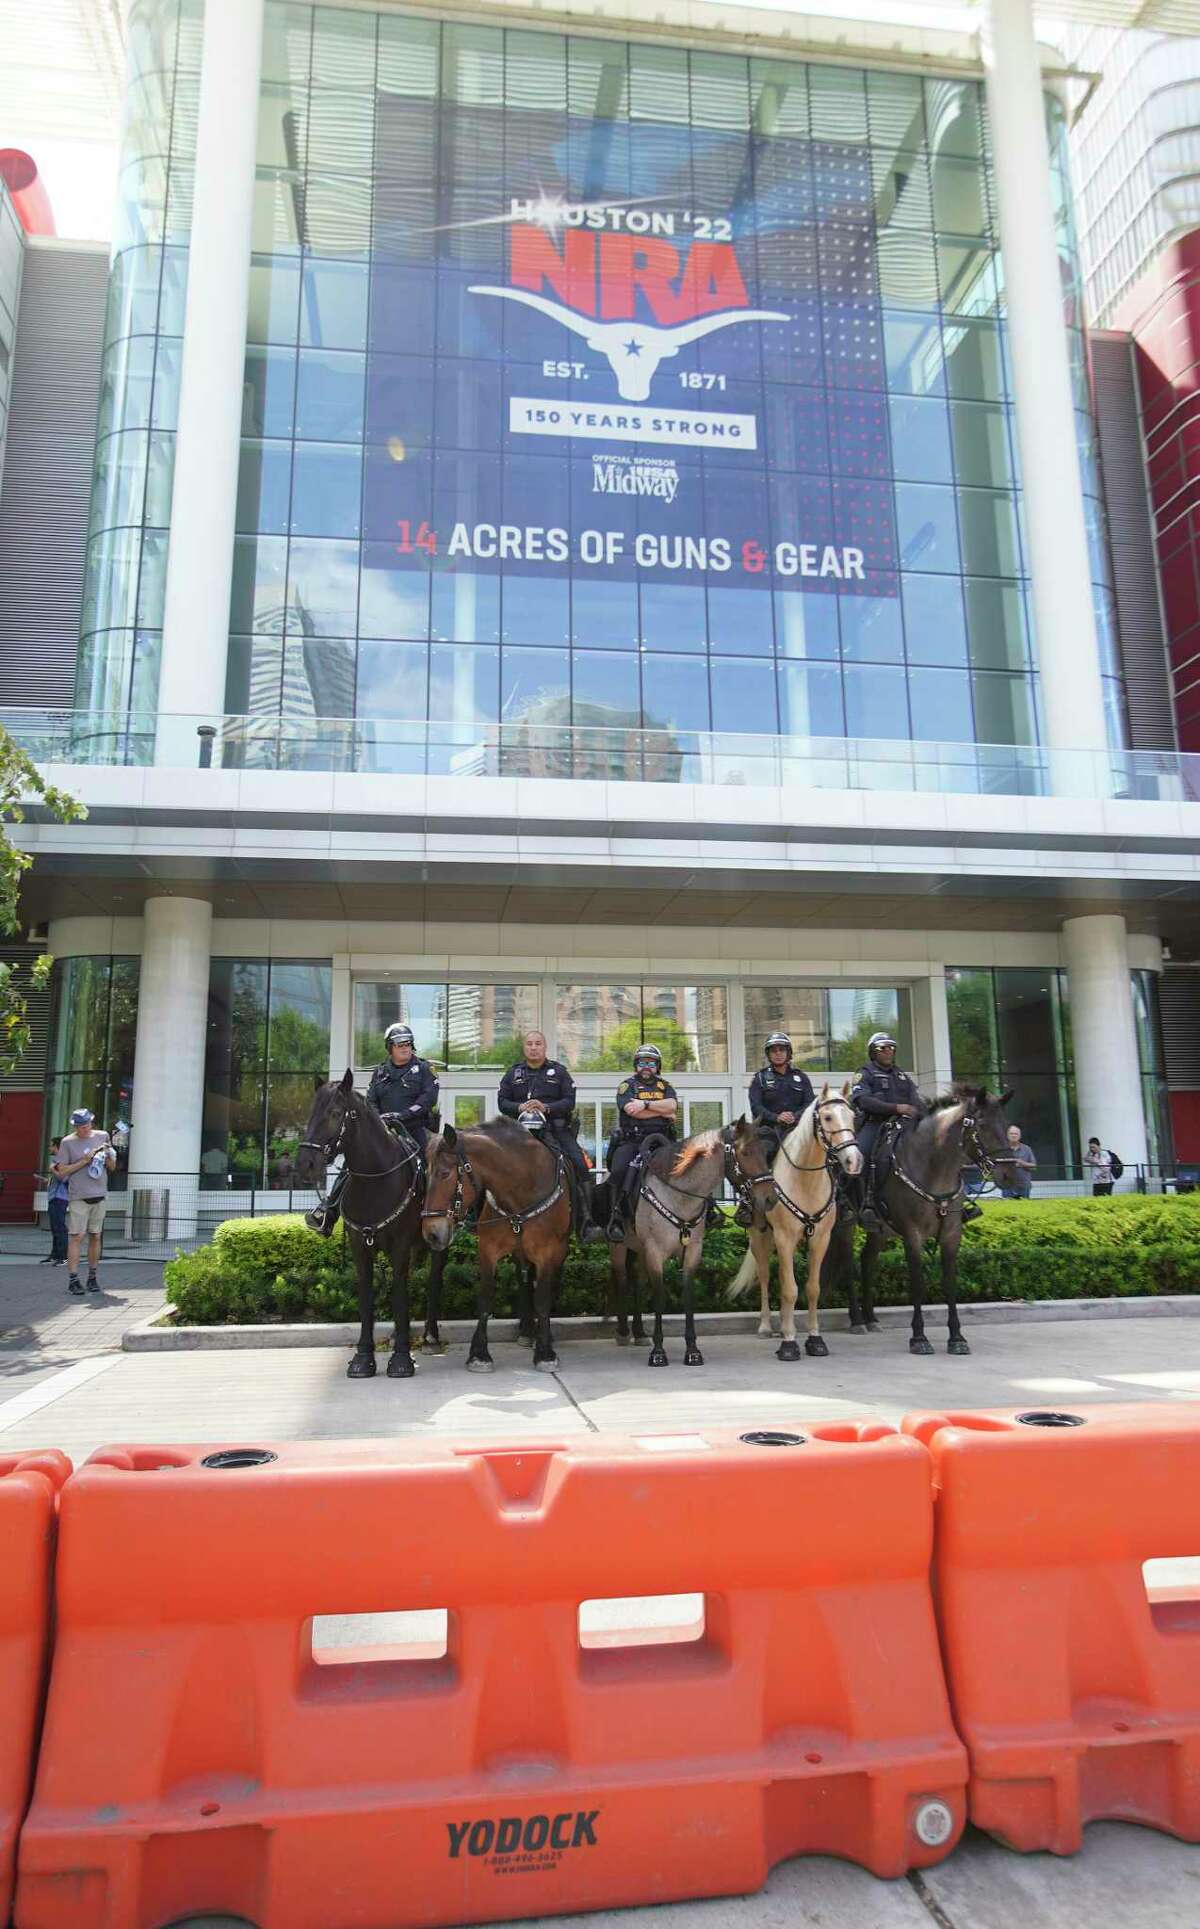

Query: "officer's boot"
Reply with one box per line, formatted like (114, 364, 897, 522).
(961, 1194, 983, 1224)
(574, 1172, 606, 1246)
(306, 1167, 347, 1236)
(852, 1168, 883, 1234)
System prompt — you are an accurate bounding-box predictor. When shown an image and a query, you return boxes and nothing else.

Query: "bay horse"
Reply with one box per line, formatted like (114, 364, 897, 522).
(296, 1070, 449, 1381)
(421, 1118, 570, 1372)
(725, 1086, 862, 1361)
(607, 1118, 773, 1368)
(823, 1085, 1013, 1355)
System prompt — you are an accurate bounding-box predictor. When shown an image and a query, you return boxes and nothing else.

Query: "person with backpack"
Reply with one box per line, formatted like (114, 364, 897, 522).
(1084, 1136, 1123, 1196)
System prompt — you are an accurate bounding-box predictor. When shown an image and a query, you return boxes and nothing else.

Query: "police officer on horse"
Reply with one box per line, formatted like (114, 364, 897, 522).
(306, 1022, 439, 1236)
(749, 1032, 815, 1157)
(497, 1030, 604, 1244)
(604, 1043, 679, 1241)
(852, 1031, 980, 1229)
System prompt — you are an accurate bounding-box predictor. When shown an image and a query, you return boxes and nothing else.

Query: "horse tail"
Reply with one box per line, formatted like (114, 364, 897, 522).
(724, 1244, 760, 1303)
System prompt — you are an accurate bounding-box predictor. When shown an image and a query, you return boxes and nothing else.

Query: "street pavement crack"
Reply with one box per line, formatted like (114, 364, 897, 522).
(907, 1869, 958, 1929)
(552, 1368, 598, 1430)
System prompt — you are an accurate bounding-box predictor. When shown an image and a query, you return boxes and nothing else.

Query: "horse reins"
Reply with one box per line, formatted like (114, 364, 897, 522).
(771, 1102, 856, 1241)
(419, 1139, 566, 1240)
(300, 1101, 422, 1248)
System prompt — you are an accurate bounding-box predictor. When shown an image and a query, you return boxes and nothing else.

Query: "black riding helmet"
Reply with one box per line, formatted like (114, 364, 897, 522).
(633, 1043, 662, 1075)
(867, 1031, 897, 1063)
(765, 1031, 792, 1059)
(384, 1023, 414, 1050)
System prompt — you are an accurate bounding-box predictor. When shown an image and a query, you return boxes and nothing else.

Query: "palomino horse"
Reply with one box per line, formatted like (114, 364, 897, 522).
(607, 1118, 773, 1368)
(421, 1118, 571, 1372)
(823, 1085, 1014, 1355)
(725, 1085, 862, 1361)
(296, 1071, 449, 1381)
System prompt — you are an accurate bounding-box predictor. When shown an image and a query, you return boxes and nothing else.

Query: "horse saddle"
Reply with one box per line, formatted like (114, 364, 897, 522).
(624, 1132, 673, 1208)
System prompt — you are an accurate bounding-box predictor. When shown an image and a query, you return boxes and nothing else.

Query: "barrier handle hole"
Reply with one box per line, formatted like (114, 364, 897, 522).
(1015, 1410, 1086, 1428)
(739, 1430, 806, 1447)
(200, 1448, 279, 1469)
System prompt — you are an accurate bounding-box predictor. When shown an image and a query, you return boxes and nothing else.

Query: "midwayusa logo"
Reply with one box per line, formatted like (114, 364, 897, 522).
(592, 455, 680, 502)
(470, 216, 788, 403)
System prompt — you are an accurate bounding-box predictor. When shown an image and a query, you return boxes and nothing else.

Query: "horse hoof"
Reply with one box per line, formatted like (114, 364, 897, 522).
(947, 1336, 971, 1356)
(516, 1333, 534, 1349)
(683, 1347, 704, 1367)
(387, 1353, 417, 1379)
(849, 1322, 866, 1335)
(805, 1336, 829, 1358)
(347, 1353, 376, 1379)
(466, 1354, 494, 1374)
(648, 1348, 669, 1368)
(757, 1324, 773, 1339)
(866, 1320, 881, 1333)
(910, 1338, 935, 1357)
(534, 1354, 559, 1373)
(776, 1340, 801, 1363)
(615, 1333, 631, 1347)
(421, 1338, 447, 1356)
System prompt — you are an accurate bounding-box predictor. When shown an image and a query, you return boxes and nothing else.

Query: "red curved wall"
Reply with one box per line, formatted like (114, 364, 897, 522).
(0, 149, 55, 237)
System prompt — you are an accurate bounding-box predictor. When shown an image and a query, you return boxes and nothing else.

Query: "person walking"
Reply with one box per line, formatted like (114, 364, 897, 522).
(53, 1108, 115, 1295)
(39, 1138, 69, 1265)
(999, 1124, 1037, 1199)
(1084, 1136, 1115, 1196)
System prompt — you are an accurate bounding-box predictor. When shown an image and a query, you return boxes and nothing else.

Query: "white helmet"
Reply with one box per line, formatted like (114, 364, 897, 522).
(385, 1023, 414, 1050)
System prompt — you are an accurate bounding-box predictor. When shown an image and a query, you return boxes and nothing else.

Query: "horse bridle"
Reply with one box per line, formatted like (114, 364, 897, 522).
(419, 1138, 566, 1240)
(771, 1099, 857, 1240)
(299, 1096, 421, 1247)
(889, 1100, 1009, 1222)
(638, 1131, 771, 1247)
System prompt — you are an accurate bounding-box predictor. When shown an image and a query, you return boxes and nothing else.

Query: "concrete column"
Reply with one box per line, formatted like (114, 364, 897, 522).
(981, 0, 1109, 766)
(128, 899, 213, 1229)
(156, 0, 266, 766)
(329, 963, 353, 1081)
(911, 968, 954, 1098)
(1061, 914, 1148, 1180)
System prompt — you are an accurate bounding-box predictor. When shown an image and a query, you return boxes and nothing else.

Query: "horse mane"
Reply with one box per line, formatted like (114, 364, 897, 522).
(670, 1127, 722, 1176)
(929, 1083, 986, 1113)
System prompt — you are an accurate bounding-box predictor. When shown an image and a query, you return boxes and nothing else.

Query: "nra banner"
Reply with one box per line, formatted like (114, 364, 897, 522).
(365, 99, 899, 595)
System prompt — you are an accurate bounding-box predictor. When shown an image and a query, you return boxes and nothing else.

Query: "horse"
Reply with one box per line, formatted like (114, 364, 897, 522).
(724, 1085, 862, 1362)
(295, 1071, 449, 1381)
(421, 1117, 571, 1373)
(606, 1117, 774, 1368)
(823, 1085, 1013, 1355)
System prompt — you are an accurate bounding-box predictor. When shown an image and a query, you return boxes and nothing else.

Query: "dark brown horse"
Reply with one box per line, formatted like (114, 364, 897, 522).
(296, 1071, 448, 1380)
(821, 1085, 1013, 1355)
(421, 1118, 571, 1372)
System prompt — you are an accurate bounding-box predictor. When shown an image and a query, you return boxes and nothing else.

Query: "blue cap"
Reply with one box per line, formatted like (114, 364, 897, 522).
(70, 1108, 94, 1125)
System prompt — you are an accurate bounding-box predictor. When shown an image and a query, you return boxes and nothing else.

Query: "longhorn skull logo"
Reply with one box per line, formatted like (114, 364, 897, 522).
(468, 285, 791, 403)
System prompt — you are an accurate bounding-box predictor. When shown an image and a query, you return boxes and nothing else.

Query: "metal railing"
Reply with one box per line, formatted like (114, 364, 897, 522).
(4, 708, 1198, 804)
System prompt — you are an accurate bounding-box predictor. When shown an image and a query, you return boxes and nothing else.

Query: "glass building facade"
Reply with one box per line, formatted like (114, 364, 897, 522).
(77, 0, 1129, 755)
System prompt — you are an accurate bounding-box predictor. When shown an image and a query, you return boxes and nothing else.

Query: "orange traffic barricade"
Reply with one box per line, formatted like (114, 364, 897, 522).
(0, 1449, 71, 1927)
(905, 1403, 1200, 1854)
(18, 1425, 964, 1928)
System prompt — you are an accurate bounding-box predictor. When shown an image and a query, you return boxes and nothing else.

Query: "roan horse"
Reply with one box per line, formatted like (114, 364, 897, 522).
(725, 1086, 862, 1361)
(421, 1118, 571, 1373)
(606, 1118, 774, 1368)
(296, 1071, 449, 1381)
(823, 1084, 1013, 1355)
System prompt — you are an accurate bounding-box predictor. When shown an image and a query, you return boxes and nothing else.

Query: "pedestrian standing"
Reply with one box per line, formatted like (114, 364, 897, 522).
(999, 1124, 1037, 1199)
(53, 1108, 115, 1295)
(39, 1138, 69, 1265)
(1084, 1136, 1114, 1197)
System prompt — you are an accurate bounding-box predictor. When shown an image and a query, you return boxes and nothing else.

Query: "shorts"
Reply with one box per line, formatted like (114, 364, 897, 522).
(67, 1197, 107, 1236)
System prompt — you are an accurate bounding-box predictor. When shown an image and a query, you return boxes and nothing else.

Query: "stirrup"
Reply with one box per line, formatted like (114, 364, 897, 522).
(859, 1202, 884, 1233)
(961, 1196, 983, 1223)
(306, 1202, 338, 1237)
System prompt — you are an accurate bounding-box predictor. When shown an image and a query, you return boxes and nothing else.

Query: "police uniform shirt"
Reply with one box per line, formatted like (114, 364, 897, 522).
(497, 1059, 576, 1123)
(851, 1061, 919, 1118)
(367, 1055, 439, 1123)
(749, 1064, 815, 1122)
(616, 1073, 677, 1137)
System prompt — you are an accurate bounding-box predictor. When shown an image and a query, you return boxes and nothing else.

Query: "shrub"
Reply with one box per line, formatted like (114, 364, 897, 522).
(161, 1194, 1200, 1326)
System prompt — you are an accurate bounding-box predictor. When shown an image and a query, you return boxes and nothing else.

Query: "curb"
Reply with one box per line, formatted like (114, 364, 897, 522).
(123, 1293, 1200, 1351)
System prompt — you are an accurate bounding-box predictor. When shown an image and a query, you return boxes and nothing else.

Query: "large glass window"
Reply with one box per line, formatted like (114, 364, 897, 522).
(557, 984, 729, 1071)
(743, 985, 911, 1072)
(947, 964, 1076, 1177)
(45, 958, 140, 1166)
(353, 980, 540, 1068)
(202, 959, 332, 1186)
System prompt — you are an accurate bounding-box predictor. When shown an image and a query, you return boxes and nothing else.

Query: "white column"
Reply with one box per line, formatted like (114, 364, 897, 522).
(911, 968, 954, 1099)
(156, 0, 266, 766)
(981, 0, 1109, 769)
(330, 963, 353, 1081)
(1061, 914, 1148, 1181)
(128, 899, 213, 1231)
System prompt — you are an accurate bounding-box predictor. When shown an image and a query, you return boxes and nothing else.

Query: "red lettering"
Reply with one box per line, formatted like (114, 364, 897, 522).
(678, 241, 749, 317)
(600, 233, 688, 324)
(509, 226, 595, 315)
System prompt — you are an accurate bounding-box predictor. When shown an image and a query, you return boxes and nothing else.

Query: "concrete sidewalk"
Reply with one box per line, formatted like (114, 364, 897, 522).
(0, 1254, 167, 1398)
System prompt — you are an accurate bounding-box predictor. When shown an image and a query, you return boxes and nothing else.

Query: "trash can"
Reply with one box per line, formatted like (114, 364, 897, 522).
(129, 1188, 169, 1243)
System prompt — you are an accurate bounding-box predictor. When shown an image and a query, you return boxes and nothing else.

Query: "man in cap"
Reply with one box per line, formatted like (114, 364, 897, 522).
(604, 1042, 678, 1240)
(306, 1023, 439, 1236)
(53, 1108, 115, 1295)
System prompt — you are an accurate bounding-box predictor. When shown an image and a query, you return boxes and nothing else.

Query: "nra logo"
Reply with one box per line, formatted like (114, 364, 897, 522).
(471, 215, 788, 402)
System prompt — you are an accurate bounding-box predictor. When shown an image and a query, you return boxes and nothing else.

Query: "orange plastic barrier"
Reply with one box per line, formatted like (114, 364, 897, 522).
(18, 1425, 964, 1928)
(905, 1403, 1200, 1854)
(0, 1449, 70, 1926)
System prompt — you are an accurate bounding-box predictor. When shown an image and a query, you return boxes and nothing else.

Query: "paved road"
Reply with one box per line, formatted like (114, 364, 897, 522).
(4, 1275, 1200, 1929)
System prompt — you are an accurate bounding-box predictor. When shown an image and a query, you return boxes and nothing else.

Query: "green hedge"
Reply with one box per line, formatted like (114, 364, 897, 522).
(161, 1193, 1200, 1326)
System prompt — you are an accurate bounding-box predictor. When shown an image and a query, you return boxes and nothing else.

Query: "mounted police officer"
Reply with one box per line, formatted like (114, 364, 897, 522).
(604, 1043, 678, 1241)
(749, 1032, 815, 1157)
(851, 1031, 921, 1230)
(306, 1023, 439, 1236)
(497, 1030, 603, 1244)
